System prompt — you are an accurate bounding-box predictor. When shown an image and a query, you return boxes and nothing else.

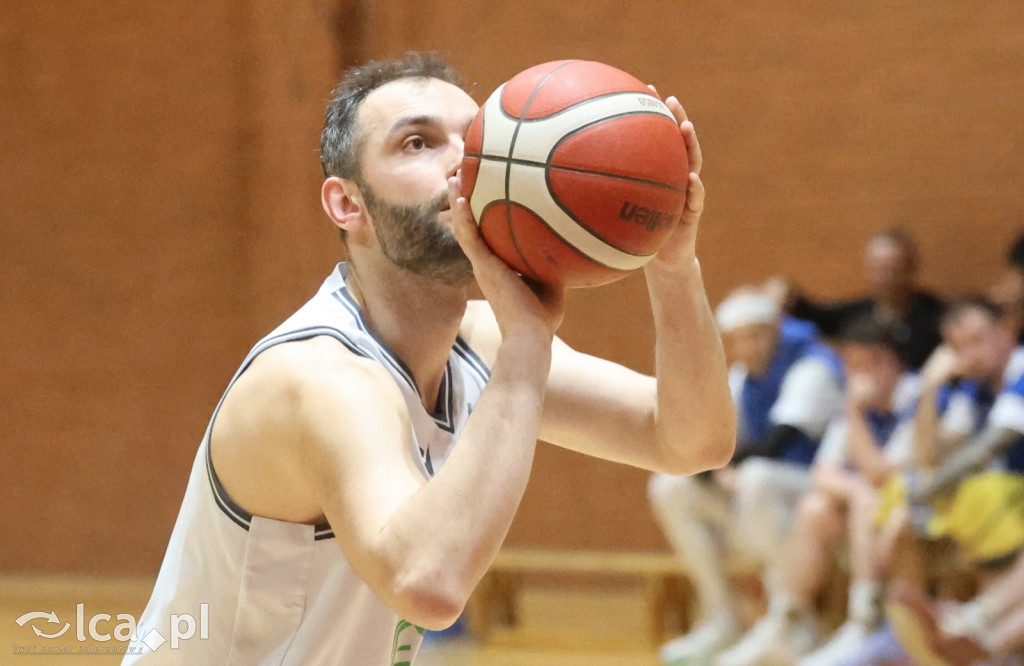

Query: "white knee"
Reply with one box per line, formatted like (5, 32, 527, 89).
(648, 473, 698, 512)
(734, 458, 774, 501)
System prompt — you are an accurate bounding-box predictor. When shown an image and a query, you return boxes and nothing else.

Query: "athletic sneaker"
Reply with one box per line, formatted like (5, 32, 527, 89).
(659, 613, 741, 665)
(798, 620, 871, 666)
(715, 606, 819, 666)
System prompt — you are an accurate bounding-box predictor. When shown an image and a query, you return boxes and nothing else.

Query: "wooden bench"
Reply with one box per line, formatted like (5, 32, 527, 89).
(465, 548, 695, 646)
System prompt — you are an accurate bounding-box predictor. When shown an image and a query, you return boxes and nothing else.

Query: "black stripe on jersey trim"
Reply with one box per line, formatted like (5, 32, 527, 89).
(332, 286, 459, 430)
(453, 336, 491, 382)
(432, 364, 455, 433)
(331, 289, 420, 393)
(314, 522, 335, 541)
(206, 439, 252, 531)
(205, 326, 371, 533)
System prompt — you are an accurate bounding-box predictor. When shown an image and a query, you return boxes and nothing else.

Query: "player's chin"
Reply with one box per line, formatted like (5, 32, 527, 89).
(430, 249, 474, 287)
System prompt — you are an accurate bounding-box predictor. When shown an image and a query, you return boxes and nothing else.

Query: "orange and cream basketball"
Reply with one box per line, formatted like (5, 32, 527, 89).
(461, 59, 689, 288)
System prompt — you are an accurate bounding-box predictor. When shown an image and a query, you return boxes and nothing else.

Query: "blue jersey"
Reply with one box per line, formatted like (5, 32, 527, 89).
(738, 317, 844, 465)
(938, 348, 1024, 473)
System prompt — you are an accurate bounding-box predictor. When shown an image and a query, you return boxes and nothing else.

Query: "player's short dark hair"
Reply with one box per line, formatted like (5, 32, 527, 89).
(1008, 230, 1024, 273)
(319, 52, 463, 181)
(941, 295, 1002, 332)
(836, 314, 905, 359)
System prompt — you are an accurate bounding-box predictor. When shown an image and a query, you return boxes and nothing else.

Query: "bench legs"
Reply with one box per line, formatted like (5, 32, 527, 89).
(467, 571, 692, 647)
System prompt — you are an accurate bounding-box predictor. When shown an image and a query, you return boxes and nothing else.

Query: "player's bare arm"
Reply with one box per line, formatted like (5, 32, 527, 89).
(458, 99, 734, 475)
(212, 323, 557, 630)
(212, 180, 565, 631)
(844, 377, 899, 486)
(912, 345, 961, 469)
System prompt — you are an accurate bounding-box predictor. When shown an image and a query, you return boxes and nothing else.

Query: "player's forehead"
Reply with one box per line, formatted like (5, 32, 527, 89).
(947, 309, 995, 341)
(865, 237, 902, 260)
(841, 342, 881, 367)
(357, 77, 478, 143)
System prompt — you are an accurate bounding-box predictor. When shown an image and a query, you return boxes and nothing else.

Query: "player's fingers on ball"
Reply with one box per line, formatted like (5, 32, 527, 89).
(681, 121, 702, 175)
(685, 172, 705, 215)
(665, 96, 688, 125)
(451, 196, 484, 254)
(647, 84, 661, 99)
(451, 202, 510, 278)
(448, 175, 464, 209)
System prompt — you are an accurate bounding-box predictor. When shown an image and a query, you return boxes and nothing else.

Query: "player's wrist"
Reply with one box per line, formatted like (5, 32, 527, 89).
(644, 256, 703, 299)
(497, 329, 554, 370)
(645, 253, 700, 279)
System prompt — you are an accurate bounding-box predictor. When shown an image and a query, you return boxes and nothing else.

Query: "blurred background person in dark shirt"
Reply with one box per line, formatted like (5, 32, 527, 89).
(766, 227, 944, 370)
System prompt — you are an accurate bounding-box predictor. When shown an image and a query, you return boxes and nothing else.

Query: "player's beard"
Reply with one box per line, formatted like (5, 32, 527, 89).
(360, 182, 474, 286)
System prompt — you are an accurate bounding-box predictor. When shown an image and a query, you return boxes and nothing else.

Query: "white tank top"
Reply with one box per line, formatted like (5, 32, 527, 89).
(125, 264, 490, 665)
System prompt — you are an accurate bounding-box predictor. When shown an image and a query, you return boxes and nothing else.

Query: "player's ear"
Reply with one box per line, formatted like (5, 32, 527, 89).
(322, 176, 366, 235)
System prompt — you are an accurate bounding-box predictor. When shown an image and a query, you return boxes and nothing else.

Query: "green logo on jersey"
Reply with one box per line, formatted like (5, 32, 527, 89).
(390, 619, 425, 666)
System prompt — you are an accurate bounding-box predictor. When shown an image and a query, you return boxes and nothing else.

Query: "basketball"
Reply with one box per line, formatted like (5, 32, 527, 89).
(461, 59, 689, 288)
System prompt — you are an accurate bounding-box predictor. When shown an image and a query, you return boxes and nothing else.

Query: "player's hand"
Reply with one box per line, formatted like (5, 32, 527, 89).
(846, 372, 880, 411)
(920, 345, 961, 390)
(644, 87, 704, 274)
(449, 174, 565, 340)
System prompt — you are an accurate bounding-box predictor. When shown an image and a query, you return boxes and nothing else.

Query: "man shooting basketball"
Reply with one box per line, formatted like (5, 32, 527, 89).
(125, 52, 733, 665)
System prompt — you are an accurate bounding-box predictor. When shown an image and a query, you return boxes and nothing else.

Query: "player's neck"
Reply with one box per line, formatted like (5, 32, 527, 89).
(346, 259, 468, 409)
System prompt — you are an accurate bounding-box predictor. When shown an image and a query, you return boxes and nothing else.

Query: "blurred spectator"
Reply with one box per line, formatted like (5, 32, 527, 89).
(716, 316, 920, 666)
(877, 296, 1024, 663)
(988, 229, 1024, 342)
(887, 548, 1024, 664)
(649, 289, 844, 666)
(766, 228, 943, 370)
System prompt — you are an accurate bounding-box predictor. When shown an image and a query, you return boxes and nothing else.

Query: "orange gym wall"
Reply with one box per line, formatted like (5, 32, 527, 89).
(2, 1, 1021, 575)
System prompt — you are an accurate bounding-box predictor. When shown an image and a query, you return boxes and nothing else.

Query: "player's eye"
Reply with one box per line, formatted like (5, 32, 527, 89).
(403, 136, 427, 151)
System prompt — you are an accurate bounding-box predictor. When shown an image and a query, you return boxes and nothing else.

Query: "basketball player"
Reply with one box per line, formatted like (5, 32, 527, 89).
(124, 52, 734, 665)
(715, 317, 921, 666)
(880, 296, 1024, 664)
(649, 289, 844, 665)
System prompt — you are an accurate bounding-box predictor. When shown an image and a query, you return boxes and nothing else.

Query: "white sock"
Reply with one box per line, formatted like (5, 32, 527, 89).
(847, 580, 882, 628)
(769, 591, 813, 624)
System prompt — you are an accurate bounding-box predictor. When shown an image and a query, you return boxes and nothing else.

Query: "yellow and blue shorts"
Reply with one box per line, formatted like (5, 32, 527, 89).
(875, 471, 1024, 564)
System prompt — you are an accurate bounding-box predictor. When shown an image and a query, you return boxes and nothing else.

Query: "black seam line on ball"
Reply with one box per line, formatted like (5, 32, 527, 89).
(462, 154, 685, 193)
(495, 88, 663, 122)
(508, 200, 629, 273)
(543, 163, 659, 261)
(505, 61, 580, 242)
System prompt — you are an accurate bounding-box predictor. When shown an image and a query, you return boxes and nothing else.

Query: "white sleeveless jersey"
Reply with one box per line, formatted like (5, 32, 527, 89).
(125, 264, 490, 665)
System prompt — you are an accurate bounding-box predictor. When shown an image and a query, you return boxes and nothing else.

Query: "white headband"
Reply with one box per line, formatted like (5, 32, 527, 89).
(715, 293, 780, 332)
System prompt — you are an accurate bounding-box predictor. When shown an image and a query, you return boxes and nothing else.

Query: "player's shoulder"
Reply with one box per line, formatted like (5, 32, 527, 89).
(1004, 346, 1024, 390)
(786, 353, 841, 383)
(243, 335, 404, 410)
